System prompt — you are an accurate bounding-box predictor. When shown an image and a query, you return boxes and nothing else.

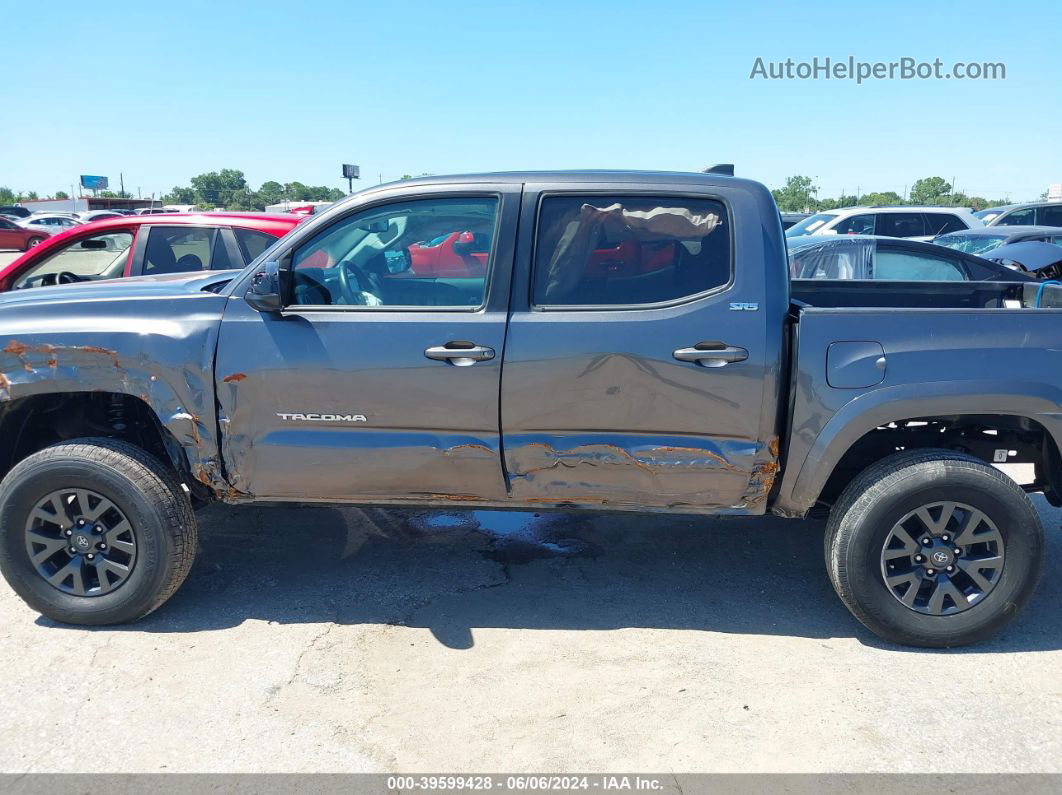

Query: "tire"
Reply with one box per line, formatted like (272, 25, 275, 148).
(0, 438, 197, 625)
(825, 449, 1043, 648)
(24, 237, 44, 250)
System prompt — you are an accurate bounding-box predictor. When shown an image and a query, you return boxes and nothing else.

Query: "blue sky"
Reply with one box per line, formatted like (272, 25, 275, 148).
(1, 0, 1058, 202)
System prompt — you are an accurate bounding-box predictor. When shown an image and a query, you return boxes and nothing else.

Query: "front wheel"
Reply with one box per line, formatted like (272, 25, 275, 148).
(0, 438, 197, 625)
(24, 237, 44, 250)
(825, 449, 1043, 647)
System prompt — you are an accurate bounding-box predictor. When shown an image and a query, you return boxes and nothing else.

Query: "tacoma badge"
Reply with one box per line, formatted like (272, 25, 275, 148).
(277, 413, 367, 422)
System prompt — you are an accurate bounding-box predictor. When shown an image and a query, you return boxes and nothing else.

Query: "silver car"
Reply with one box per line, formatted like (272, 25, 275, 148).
(17, 214, 84, 234)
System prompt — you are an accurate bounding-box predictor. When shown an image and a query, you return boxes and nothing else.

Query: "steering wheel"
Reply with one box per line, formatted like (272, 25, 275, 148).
(336, 260, 379, 305)
(56, 272, 85, 284)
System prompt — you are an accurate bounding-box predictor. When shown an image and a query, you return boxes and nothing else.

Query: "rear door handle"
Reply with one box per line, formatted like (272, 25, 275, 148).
(673, 342, 749, 367)
(424, 341, 495, 366)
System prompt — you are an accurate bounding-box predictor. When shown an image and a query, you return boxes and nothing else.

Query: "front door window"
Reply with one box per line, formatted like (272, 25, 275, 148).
(14, 231, 134, 289)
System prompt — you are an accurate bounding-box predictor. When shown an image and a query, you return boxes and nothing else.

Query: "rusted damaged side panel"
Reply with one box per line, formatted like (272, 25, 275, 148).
(0, 285, 238, 499)
(504, 433, 778, 514)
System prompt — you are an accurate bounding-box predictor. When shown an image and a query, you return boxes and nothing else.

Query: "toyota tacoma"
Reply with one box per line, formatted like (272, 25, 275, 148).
(0, 170, 1059, 647)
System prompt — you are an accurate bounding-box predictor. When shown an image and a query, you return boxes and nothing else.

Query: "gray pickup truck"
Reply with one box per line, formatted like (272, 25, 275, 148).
(0, 171, 1058, 647)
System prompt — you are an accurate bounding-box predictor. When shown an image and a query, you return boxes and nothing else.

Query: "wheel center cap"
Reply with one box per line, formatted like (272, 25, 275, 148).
(929, 548, 953, 567)
(72, 533, 94, 552)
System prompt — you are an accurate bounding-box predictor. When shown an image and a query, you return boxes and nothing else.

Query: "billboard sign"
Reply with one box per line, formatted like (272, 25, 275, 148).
(80, 175, 109, 190)
(341, 164, 360, 180)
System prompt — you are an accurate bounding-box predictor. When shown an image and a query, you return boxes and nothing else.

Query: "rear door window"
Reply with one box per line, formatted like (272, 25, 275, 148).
(532, 195, 731, 307)
(924, 214, 966, 235)
(789, 239, 873, 279)
(234, 228, 278, 263)
(997, 208, 1035, 226)
(831, 214, 875, 235)
(875, 213, 927, 238)
(872, 247, 967, 280)
(1038, 205, 1062, 227)
(142, 227, 216, 274)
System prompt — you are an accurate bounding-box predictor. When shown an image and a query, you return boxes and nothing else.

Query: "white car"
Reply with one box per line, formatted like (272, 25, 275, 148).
(785, 206, 982, 241)
(75, 210, 128, 223)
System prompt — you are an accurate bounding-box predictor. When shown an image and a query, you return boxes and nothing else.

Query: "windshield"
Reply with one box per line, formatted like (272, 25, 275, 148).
(785, 213, 837, 237)
(934, 233, 1009, 255)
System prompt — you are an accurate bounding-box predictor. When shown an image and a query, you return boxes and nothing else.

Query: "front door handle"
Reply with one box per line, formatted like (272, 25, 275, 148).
(673, 341, 749, 368)
(424, 341, 496, 366)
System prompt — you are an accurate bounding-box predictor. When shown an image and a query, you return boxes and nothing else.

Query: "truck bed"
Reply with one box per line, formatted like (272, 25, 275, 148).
(791, 279, 1062, 310)
(774, 283, 1062, 517)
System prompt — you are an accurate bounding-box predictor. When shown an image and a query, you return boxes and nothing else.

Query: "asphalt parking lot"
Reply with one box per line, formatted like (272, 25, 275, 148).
(0, 250, 24, 268)
(1, 486, 1060, 773)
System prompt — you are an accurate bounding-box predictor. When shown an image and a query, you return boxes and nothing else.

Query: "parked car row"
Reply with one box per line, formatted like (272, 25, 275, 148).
(788, 234, 1038, 283)
(975, 201, 1062, 227)
(0, 207, 183, 227)
(785, 200, 1062, 242)
(782, 200, 1062, 284)
(786, 205, 981, 240)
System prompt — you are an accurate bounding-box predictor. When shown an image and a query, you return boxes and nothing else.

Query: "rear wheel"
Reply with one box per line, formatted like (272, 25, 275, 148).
(24, 237, 44, 250)
(0, 438, 197, 625)
(825, 449, 1043, 647)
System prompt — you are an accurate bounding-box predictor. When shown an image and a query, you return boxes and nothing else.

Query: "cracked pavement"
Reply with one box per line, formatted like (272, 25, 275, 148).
(1, 492, 1061, 773)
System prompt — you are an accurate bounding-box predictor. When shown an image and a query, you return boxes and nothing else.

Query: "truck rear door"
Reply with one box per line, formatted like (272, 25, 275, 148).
(214, 183, 519, 501)
(499, 180, 785, 513)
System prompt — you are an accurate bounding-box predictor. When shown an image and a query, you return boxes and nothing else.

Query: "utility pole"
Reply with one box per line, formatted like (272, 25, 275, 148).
(120, 172, 125, 198)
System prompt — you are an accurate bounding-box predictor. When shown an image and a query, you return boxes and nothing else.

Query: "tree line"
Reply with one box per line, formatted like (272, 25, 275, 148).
(4, 172, 1037, 213)
(161, 169, 345, 209)
(0, 169, 346, 210)
(771, 175, 1019, 214)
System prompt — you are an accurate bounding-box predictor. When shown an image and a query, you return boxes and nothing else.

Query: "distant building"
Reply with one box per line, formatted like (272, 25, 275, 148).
(265, 200, 334, 215)
(16, 196, 159, 214)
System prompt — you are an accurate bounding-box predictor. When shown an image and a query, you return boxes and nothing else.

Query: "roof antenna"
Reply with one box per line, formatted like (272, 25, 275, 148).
(702, 164, 734, 176)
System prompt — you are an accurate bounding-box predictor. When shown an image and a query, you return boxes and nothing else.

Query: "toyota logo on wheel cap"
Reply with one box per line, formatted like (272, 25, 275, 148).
(75, 536, 90, 549)
(932, 550, 950, 565)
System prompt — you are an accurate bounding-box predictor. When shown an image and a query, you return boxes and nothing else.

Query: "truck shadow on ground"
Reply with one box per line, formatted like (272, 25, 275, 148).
(42, 500, 1062, 652)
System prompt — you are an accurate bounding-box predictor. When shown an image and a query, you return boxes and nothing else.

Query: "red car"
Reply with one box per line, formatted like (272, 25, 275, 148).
(0, 213, 301, 291)
(405, 229, 678, 279)
(0, 217, 51, 251)
(408, 230, 491, 277)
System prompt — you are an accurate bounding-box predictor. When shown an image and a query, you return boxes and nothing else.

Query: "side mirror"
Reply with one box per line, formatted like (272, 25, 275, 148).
(245, 260, 283, 312)
(453, 230, 475, 254)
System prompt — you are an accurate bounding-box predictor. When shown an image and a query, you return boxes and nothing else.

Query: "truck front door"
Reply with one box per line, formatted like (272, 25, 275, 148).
(500, 183, 784, 513)
(214, 185, 518, 501)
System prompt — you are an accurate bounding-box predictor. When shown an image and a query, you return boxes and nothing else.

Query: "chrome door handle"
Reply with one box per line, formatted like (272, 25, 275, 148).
(673, 342, 749, 367)
(424, 342, 495, 366)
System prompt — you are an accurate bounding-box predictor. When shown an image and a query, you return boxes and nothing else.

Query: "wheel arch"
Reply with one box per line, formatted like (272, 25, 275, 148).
(0, 337, 236, 500)
(774, 380, 1062, 516)
(0, 390, 215, 503)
